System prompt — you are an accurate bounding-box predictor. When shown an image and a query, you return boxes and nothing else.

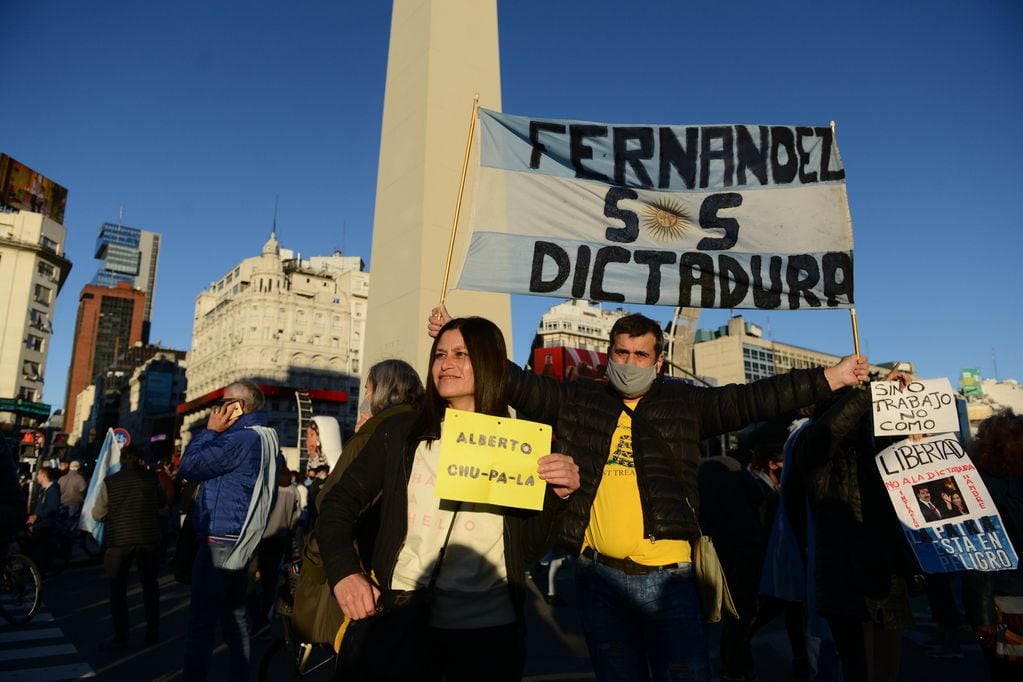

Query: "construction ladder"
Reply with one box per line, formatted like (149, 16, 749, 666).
(295, 389, 314, 464)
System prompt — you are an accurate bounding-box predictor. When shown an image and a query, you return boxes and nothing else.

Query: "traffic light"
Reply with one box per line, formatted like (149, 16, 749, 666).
(19, 431, 39, 461)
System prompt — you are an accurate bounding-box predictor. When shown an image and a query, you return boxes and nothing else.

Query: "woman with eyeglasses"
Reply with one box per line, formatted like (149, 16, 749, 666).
(317, 317, 580, 681)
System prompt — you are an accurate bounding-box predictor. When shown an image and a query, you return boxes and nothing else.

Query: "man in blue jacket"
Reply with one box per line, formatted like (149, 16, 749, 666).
(179, 381, 280, 681)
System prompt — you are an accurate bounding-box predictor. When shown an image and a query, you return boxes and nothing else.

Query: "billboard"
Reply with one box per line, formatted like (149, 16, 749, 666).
(960, 368, 983, 397)
(0, 153, 68, 224)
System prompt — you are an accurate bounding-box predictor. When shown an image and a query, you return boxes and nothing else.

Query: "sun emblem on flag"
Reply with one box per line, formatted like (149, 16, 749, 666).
(641, 198, 692, 241)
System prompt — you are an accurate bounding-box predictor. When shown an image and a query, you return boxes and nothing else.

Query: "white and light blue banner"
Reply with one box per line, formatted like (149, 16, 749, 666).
(456, 108, 854, 309)
(876, 434, 1018, 573)
(78, 428, 122, 544)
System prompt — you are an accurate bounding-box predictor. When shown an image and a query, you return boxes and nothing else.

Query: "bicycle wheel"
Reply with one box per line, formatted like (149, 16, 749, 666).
(1, 554, 42, 625)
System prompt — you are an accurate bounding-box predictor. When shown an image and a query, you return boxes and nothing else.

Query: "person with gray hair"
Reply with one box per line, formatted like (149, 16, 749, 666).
(320, 359, 425, 509)
(362, 359, 427, 419)
(179, 380, 280, 681)
(226, 379, 265, 412)
(289, 360, 424, 648)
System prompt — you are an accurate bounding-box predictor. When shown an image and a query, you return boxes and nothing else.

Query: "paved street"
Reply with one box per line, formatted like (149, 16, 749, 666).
(0, 553, 996, 681)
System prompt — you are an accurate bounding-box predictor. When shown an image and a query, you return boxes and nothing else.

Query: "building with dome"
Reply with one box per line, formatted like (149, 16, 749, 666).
(178, 232, 368, 463)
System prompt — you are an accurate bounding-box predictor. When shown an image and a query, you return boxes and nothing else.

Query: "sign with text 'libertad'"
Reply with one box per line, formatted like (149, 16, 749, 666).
(876, 434, 1018, 573)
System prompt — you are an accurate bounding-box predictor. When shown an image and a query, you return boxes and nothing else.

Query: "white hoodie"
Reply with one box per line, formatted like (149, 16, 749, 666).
(311, 415, 343, 471)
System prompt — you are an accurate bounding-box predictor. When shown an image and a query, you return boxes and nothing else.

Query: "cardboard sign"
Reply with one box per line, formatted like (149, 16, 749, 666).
(434, 408, 551, 510)
(876, 434, 1018, 573)
(871, 377, 960, 437)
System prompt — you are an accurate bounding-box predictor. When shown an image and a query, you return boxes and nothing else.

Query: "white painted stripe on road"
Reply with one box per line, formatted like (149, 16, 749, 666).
(0, 642, 77, 661)
(0, 662, 95, 680)
(0, 613, 54, 627)
(0, 628, 63, 643)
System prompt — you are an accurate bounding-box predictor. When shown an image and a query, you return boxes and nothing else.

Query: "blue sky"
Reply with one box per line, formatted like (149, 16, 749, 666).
(2, 0, 1021, 411)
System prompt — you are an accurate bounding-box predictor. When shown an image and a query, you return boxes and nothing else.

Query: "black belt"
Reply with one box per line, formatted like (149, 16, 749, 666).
(581, 547, 687, 575)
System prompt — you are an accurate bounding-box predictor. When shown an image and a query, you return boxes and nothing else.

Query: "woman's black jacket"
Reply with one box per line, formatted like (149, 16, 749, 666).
(316, 410, 567, 625)
(795, 386, 915, 626)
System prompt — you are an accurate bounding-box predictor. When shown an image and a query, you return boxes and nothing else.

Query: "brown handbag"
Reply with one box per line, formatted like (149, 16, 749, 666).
(290, 530, 346, 648)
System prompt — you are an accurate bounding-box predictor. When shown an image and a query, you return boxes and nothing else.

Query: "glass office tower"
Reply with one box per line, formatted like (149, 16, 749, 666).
(93, 222, 160, 341)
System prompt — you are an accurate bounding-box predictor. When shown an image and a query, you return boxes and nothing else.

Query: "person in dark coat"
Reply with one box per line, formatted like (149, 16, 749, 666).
(26, 466, 61, 571)
(794, 369, 916, 682)
(963, 410, 1023, 680)
(698, 453, 765, 679)
(0, 428, 26, 544)
(92, 444, 167, 649)
(291, 359, 422, 648)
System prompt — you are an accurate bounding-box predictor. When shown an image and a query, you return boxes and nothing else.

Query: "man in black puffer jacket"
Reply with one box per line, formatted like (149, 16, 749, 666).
(430, 306, 867, 682)
(92, 444, 166, 649)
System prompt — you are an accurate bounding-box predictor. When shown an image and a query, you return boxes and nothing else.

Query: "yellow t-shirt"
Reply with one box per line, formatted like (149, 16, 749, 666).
(583, 400, 691, 565)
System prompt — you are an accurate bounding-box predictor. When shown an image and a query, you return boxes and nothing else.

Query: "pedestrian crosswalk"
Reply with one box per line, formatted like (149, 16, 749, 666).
(0, 610, 95, 680)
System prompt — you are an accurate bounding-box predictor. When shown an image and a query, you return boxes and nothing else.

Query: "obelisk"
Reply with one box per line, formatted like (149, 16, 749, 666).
(363, 0, 511, 377)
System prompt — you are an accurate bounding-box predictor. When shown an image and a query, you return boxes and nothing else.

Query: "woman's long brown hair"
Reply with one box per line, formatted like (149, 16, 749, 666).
(415, 316, 509, 439)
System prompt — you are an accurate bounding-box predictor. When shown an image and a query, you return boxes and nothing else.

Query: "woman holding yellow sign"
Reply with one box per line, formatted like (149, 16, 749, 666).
(317, 316, 580, 681)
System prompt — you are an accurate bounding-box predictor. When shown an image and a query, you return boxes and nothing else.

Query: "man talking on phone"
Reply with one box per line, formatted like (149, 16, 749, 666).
(179, 380, 280, 681)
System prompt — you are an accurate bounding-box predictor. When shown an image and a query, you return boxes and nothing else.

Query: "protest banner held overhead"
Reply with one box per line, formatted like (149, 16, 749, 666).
(456, 109, 854, 309)
(875, 434, 1018, 573)
(434, 408, 551, 510)
(871, 377, 960, 437)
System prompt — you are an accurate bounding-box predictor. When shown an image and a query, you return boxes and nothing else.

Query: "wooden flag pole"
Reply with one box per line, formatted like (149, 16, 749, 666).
(439, 94, 480, 307)
(850, 307, 862, 358)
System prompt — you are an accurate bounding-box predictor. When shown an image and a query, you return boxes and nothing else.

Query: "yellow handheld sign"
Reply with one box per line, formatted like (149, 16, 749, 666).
(435, 408, 551, 510)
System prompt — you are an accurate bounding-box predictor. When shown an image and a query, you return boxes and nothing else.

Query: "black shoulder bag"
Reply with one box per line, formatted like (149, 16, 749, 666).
(336, 503, 462, 680)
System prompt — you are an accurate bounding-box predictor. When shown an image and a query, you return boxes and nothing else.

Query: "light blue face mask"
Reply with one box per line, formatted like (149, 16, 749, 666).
(359, 395, 371, 414)
(606, 361, 658, 398)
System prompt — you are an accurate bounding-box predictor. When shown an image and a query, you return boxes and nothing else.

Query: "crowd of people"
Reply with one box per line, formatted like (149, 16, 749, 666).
(2, 306, 1022, 682)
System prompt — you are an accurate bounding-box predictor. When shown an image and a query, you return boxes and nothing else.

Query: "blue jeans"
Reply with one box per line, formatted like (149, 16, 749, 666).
(577, 555, 710, 682)
(182, 542, 250, 681)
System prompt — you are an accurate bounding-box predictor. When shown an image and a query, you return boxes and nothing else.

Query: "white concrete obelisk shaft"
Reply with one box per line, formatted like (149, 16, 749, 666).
(363, 0, 511, 378)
